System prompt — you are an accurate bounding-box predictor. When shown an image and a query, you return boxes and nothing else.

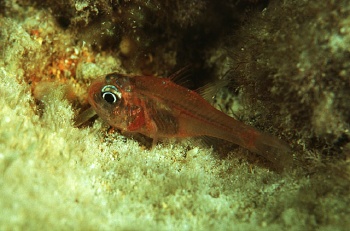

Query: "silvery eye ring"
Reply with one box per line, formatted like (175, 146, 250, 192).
(101, 85, 121, 104)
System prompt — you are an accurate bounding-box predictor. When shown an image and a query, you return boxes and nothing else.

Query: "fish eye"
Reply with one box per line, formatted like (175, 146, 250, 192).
(101, 85, 121, 104)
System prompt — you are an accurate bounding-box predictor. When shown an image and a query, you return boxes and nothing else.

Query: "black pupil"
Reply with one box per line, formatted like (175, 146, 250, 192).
(103, 92, 116, 103)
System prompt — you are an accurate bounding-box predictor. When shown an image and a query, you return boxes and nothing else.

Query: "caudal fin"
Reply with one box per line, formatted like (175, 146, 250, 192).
(250, 132, 293, 170)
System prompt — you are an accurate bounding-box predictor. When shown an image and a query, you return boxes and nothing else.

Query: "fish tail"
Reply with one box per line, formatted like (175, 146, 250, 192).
(247, 130, 293, 170)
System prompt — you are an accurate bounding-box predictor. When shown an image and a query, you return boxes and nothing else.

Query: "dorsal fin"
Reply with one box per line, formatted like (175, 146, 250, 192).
(169, 66, 230, 102)
(196, 68, 234, 102)
(168, 65, 193, 87)
(196, 78, 230, 102)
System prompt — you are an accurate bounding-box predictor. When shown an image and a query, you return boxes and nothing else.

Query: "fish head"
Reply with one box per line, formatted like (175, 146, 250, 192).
(88, 73, 136, 130)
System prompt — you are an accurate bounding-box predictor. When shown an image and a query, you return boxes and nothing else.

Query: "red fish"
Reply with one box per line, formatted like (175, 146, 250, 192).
(83, 72, 292, 169)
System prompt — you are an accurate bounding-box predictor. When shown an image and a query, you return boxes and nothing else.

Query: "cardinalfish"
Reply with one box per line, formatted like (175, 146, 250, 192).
(76, 71, 293, 169)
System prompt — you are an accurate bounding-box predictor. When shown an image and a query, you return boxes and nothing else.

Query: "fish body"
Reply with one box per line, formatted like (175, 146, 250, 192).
(88, 72, 292, 168)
